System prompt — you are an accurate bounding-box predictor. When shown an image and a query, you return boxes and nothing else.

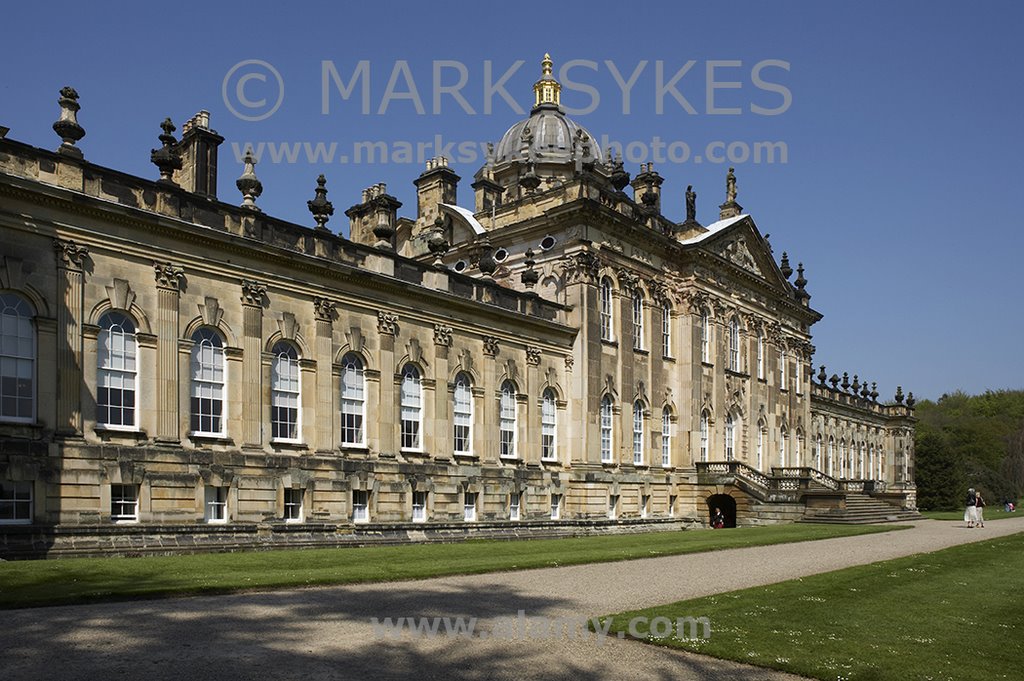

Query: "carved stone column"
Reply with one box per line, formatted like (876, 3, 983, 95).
(525, 347, 541, 464)
(241, 280, 266, 447)
(482, 336, 499, 462)
(154, 262, 183, 442)
(432, 324, 453, 459)
(377, 311, 398, 455)
(313, 298, 335, 451)
(54, 239, 88, 436)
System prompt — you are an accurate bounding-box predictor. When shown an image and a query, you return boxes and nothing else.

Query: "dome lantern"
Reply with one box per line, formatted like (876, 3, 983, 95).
(533, 53, 561, 110)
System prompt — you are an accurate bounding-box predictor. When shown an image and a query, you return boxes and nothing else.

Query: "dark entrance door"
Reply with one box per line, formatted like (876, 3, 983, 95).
(707, 494, 737, 528)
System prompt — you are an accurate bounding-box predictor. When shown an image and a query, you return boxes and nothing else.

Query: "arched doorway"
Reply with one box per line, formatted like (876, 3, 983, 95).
(707, 494, 737, 528)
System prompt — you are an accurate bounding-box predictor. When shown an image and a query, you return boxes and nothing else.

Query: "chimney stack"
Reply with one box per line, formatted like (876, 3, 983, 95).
(178, 111, 224, 198)
(630, 162, 664, 214)
(413, 157, 460, 234)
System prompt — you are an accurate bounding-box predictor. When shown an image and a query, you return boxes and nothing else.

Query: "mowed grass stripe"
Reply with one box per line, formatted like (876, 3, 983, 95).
(600, 531, 1024, 681)
(0, 523, 900, 609)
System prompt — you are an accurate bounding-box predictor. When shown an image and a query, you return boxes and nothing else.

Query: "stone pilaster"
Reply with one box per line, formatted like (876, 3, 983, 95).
(525, 347, 541, 463)
(241, 280, 267, 447)
(154, 262, 183, 442)
(377, 311, 398, 455)
(54, 239, 88, 436)
(313, 298, 335, 451)
(432, 324, 453, 458)
(482, 336, 499, 462)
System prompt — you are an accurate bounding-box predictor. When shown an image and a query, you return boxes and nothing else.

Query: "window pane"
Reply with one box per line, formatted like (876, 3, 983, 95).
(0, 294, 35, 422)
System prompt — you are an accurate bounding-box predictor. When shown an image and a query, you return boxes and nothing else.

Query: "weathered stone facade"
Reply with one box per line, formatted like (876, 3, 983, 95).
(0, 58, 915, 557)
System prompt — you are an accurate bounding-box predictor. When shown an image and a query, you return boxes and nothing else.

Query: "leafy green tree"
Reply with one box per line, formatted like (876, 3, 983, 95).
(914, 430, 964, 510)
(913, 391, 1024, 509)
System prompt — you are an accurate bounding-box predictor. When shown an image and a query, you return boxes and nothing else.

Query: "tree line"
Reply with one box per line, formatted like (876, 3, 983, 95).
(914, 390, 1024, 510)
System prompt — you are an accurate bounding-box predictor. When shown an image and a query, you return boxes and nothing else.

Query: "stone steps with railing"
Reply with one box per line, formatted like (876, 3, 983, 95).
(695, 461, 920, 525)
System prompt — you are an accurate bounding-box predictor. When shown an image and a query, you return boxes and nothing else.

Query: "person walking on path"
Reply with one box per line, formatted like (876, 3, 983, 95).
(964, 487, 977, 528)
(976, 491, 986, 528)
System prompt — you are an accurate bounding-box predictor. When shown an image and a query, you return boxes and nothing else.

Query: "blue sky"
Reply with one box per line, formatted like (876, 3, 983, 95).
(2, 1, 1021, 401)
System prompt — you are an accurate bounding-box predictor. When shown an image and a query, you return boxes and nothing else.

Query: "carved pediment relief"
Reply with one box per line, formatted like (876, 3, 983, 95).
(709, 236, 762, 277)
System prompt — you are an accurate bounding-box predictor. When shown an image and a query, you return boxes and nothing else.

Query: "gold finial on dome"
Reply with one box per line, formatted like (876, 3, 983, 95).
(533, 53, 561, 108)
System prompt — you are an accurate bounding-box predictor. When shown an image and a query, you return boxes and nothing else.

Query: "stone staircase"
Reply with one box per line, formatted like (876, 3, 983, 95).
(801, 492, 922, 524)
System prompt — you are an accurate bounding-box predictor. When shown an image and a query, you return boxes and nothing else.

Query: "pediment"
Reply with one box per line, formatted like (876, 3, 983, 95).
(694, 217, 790, 291)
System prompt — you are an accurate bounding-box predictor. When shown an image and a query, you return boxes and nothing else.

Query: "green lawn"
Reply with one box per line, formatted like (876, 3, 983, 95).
(920, 506, 1016, 522)
(599, 531, 1024, 681)
(0, 523, 901, 609)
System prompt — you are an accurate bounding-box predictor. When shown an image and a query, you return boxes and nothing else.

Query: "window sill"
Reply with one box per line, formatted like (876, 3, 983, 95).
(94, 426, 148, 443)
(500, 455, 522, 462)
(601, 339, 618, 348)
(725, 369, 749, 379)
(701, 361, 714, 368)
(189, 434, 234, 447)
(662, 355, 675, 362)
(540, 457, 560, 464)
(453, 451, 478, 459)
(633, 347, 648, 355)
(271, 439, 308, 450)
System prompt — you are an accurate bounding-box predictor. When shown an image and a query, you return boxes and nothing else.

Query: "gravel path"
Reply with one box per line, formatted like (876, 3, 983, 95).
(6, 517, 1023, 681)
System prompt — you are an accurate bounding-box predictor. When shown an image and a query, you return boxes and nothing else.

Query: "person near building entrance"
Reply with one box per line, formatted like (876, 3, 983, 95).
(711, 507, 725, 529)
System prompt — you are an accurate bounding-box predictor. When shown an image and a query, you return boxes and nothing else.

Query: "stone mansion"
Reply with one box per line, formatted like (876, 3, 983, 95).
(0, 56, 917, 557)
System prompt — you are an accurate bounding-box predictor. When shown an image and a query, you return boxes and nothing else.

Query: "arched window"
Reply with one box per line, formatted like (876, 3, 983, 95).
(725, 413, 735, 460)
(0, 293, 35, 423)
(499, 380, 517, 458)
(700, 312, 710, 363)
(400, 364, 422, 450)
(756, 331, 765, 380)
(815, 434, 823, 470)
(779, 349, 787, 389)
(340, 353, 365, 446)
(541, 388, 557, 461)
(868, 444, 874, 480)
(728, 318, 740, 371)
(453, 372, 473, 455)
(858, 442, 865, 478)
(757, 422, 766, 470)
(270, 341, 300, 441)
(779, 427, 788, 467)
(839, 439, 847, 478)
(795, 430, 802, 466)
(632, 401, 644, 465)
(600, 395, 613, 463)
(661, 407, 671, 467)
(190, 327, 225, 435)
(97, 311, 137, 429)
(661, 301, 672, 357)
(632, 291, 644, 350)
(828, 436, 835, 476)
(699, 410, 709, 462)
(600, 277, 614, 341)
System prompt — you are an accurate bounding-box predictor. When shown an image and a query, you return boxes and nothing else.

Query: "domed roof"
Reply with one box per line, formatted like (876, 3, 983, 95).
(493, 108, 603, 165)
(491, 54, 603, 166)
